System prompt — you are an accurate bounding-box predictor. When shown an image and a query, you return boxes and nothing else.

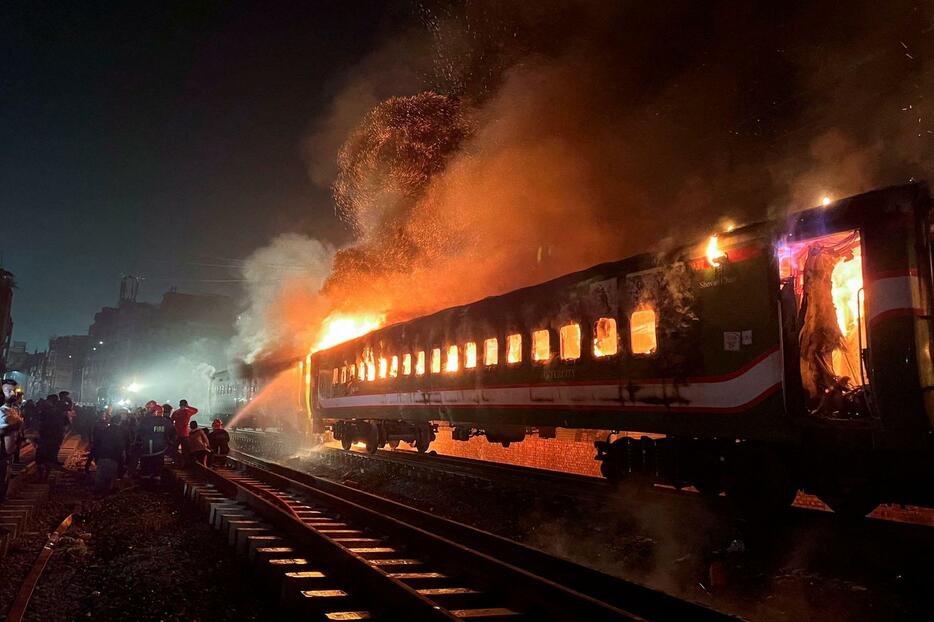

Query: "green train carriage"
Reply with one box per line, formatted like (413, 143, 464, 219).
(306, 183, 934, 516)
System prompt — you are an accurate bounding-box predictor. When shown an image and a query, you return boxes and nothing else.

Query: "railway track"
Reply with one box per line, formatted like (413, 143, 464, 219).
(176, 450, 736, 621)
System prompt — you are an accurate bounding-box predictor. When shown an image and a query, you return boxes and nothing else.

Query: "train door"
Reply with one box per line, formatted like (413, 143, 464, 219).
(777, 228, 869, 417)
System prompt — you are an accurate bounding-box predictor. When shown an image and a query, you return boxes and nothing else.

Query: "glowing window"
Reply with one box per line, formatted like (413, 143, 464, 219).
(531, 329, 550, 362)
(403, 353, 412, 375)
(506, 334, 522, 364)
(332, 368, 339, 385)
(340, 366, 347, 384)
(445, 345, 459, 373)
(378, 357, 388, 379)
(365, 350, 376, 381)
(559, 324, 581, 360)
(348, 363, 355, 380)
(593, 318, 618, 357)
(415, 351, 426, 375)
(357, 361, 365, 380)
(630, 309, 658, 355)
(484, 338, 498, 366)
(390, 356, 399, 378)
(431, 348, 442, 374)
(464, 342, 477, 368)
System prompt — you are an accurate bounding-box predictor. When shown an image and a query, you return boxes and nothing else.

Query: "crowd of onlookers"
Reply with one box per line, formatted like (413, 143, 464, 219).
(0, 378, 74, 499)
(0, 377, 231, 497)
(84, 399, 230, 494)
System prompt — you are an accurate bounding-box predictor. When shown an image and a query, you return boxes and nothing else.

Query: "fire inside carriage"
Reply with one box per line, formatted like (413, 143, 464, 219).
(218, 183, 934, 517)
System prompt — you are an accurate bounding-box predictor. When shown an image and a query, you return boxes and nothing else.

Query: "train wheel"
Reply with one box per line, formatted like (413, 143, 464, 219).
(365, 424, 379, 454)
(341, 437, 352, 451)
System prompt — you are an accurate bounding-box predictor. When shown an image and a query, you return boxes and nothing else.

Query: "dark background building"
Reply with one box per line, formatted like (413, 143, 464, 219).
(0, 269, 14, 375)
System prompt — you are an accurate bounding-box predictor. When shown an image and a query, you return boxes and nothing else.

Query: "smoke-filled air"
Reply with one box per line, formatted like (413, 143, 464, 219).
(234, 0, 934, 367)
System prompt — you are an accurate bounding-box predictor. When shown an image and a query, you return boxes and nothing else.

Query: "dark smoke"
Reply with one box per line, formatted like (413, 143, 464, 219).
(240, 0, 934, 364)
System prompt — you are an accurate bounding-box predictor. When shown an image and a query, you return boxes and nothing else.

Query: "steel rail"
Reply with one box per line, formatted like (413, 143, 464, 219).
(208, 457, 642, 621)
(193, 461, 463, 621)
(229, 448, 738, 621)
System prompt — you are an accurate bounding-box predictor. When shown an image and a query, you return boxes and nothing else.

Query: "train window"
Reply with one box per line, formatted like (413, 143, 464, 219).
(390, 356, 399, 378)
(445, 345, 459, 373)
(506, 334, 522, 364)
(593, 318, 618, 357)
(484, 338, 498, 366)
(348, 363, 355, 381)
(559, 324, 581, 360)
(431, 348, 442, 374)
(464, 342, 477, 368)
(416, 351, 426, 375)
(531, 329, 550, 362)
(403, 353, 412, 375)
(332, 368, 339, 385)
(630, 309, 657, 355)
(378, 356, 388, 379)
(366, 351, 376, 381)
(357, 361, 365, 380)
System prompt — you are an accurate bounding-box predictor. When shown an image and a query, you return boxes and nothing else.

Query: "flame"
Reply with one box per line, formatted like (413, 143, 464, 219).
(531, 329, 550, 361)
(484, 338, 498, 366)
(506, 334, 522, 364)
(831, 247, 864, 336)
(464, 342, 477, 368)
(445, 345, 459, 373)
(822, 195, 832, 207)
(593, 317, 618, 357)
(312, 312, 385, 353)
(706, 234, 727, 267)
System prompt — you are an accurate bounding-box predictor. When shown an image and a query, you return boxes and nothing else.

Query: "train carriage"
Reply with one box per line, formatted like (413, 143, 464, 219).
(306, 183, 934, 516)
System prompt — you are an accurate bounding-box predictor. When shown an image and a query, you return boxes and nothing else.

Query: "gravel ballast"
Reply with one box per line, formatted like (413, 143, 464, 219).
(0, 466, 278, 622)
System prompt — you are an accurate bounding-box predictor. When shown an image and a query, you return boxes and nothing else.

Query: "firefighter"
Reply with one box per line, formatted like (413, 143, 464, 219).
(136, 404, 170, 481)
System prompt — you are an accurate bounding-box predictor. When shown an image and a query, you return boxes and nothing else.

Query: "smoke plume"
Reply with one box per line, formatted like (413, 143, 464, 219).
(233, 233, 334, 363)
(240, 0, 934, 365)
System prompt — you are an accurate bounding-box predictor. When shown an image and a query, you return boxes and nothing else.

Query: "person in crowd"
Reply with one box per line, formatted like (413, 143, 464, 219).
(0, 383, 24, 501)
(112, 408, 132, 477)
(85, 410, 111, 473)
(162, 403, 179, 464)
(208, 419, 230, 465)
(1, 378, 15, 403)
(92, 412, 127, 495)
(136, 404, 170, 481)
(58, 391, 75, 428)
(171, 399, 198, 466)
(36, 394, 69, 478)
(124, 408, 142, 478)
(17, 398, 38, 463)
(21, 399, 38, 428)
(186, 420, 211, 467)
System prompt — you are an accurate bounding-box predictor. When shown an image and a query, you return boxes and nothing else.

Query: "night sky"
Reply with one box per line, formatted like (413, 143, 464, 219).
(1, 0, 417, 349)
(3, 1, 932, 352)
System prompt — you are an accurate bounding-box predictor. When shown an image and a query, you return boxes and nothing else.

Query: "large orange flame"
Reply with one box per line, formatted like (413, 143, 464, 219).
(311, 312, 385, 353)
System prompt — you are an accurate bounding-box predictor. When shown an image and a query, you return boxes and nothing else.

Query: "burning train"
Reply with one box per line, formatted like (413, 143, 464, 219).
(293, 182, 934, 516)
(215, 183, 933, 516)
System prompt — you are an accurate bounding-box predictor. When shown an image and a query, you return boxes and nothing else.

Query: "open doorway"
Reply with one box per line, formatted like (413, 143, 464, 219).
(779, 230, 866, 412)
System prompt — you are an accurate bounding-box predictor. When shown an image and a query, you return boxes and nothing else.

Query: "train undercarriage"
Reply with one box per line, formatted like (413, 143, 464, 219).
(332, 418, 436, 454)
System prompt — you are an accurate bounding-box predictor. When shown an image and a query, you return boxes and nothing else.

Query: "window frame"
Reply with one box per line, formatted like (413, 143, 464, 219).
(558, 323, 582, 361)
(483, 337, 499, 367)
(592, 317, 620, 359)
(629, 308, 659, 357)
(531, 328, 551, 363)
